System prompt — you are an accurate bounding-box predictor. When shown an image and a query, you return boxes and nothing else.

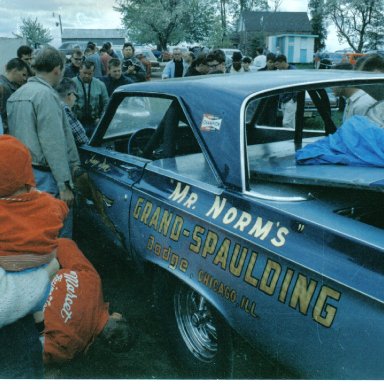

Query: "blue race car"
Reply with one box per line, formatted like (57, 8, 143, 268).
(77, 69, 384, 379)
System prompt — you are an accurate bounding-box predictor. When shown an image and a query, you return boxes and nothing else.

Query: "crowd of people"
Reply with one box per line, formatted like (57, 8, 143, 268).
(1, 40, 384, 378)
(159, 46, 298, 79)
(0, 44, 136, 378)
(161, 46, 274, 78)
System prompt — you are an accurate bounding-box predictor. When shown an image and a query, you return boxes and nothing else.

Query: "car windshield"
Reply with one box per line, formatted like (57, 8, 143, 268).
(104, 96, 172, 140)
(136, 49, 157, 61)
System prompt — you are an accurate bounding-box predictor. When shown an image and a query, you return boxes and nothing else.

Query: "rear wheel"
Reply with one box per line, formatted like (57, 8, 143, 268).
(153, 271, 234, 378)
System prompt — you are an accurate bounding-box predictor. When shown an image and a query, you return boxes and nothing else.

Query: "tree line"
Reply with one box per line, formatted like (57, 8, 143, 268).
(16, 0, 384, 54)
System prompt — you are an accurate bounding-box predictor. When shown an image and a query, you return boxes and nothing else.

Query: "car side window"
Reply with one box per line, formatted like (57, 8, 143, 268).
(102, 96, 202, 159)
(104, 96, 171, 140)
(246, 87, 343, 146)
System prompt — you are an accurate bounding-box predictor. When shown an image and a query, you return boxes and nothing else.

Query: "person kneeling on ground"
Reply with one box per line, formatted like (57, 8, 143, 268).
(43, 238, 136, 365)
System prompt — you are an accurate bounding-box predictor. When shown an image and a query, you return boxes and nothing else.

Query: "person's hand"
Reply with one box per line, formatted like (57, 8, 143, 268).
(74, 172, 92, 199)
(127, 65, 136, 74)
(59, 184, 74, 207)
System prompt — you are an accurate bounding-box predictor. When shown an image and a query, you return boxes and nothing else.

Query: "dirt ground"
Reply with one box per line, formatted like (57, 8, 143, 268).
(45, 226, 294, 380)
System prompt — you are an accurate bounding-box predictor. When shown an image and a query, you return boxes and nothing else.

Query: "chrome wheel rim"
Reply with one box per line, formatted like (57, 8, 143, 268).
(173, 285, 218, 362)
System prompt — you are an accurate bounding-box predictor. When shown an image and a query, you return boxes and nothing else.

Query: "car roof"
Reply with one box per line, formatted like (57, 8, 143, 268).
(116, 69, 384, 100)
(112, 70, 384, 189)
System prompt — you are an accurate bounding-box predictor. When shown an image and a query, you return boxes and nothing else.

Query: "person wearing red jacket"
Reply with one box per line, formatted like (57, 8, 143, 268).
(43, 238, 136, 365)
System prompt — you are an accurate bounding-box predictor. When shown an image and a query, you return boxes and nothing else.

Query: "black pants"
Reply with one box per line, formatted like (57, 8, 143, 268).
(0, 315, 44, 378)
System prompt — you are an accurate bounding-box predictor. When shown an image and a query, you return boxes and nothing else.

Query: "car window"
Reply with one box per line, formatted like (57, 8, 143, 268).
(104, 96, 172, 140)
(136, 49, 157, 61)
(245, 80, 384, 193)
(245, 85, 347, 140)
(102, 95, 202, 160)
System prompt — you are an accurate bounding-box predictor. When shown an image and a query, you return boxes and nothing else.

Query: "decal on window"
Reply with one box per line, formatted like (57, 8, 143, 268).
(201, 113, 222, 131)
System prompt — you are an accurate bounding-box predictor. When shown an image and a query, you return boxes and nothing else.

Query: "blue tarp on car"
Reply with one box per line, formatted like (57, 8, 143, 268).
(296, 115, 384, 167)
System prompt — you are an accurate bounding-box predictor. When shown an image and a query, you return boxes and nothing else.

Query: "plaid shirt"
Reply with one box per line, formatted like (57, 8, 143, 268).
(63, 104, 89, 146)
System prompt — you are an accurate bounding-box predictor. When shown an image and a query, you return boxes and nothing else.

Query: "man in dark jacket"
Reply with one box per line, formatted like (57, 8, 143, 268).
(185, 53, 209, 76)
(100, 58, 133, 96)
(64, 49, 84, 78)
(121, 42, 146, 83)
(0, 58, 29, 133)
(102, 42, 119, 59)
(258, 52, 277, 71)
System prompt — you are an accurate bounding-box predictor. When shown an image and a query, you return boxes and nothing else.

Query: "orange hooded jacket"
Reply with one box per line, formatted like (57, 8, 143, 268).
(0, 135, 68, 270)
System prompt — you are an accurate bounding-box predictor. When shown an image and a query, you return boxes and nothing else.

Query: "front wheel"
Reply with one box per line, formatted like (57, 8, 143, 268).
(153, 271, 234, 378)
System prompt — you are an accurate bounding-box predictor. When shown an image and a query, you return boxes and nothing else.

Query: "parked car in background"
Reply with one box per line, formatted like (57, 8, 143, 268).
(319, 52, 344, 68)
(366, 50, 384, 57)
(168, 46, 189, 55)
(77, 70, 384, 379)
(342, 52, 367, 65)
(303, 89, 339, 118)
(135, 48, 161, 78)
(320, 51, 368, 69)
(58, 41, 88, 60)
(219, 48, 243, 60)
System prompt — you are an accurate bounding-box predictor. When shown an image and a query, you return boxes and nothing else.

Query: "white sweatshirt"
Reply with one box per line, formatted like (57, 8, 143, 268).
(0, 267, 49, 328)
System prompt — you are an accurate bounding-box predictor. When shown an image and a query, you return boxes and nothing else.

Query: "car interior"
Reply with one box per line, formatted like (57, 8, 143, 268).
(99, 96, 202, 159)
(245, 81, 384, 228)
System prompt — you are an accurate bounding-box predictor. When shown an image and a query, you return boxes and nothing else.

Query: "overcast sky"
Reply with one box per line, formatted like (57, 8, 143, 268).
(0, 0, 122, 41)
(0, 0, 344, 51)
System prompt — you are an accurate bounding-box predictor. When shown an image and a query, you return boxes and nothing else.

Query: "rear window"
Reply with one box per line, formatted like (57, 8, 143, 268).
(245, 79, 384, 192)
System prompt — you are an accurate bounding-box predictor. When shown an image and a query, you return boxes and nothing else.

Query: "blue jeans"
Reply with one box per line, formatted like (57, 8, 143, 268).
(33, 168, 73, 238)
(0, 315, 44, 378)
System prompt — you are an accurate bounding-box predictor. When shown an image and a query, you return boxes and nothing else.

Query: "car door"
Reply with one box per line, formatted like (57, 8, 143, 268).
(79, 95, 170, 252)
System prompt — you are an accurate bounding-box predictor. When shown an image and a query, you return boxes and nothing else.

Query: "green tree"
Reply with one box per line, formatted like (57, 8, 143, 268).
(269, 0, 283, 12)
(15, 17, 53, 48)
(364, 13, 384, 50)
(115, 0, 218, 50)
(225, 0, 270, 15)
(180, 0, 218, 43)
(219, 0, 229, 44)
(324, 0, 384, 52)
(309, 0, 327, 52)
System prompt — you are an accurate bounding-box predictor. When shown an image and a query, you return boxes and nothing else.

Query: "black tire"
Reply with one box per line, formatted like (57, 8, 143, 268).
(153, 270, 234, 379)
